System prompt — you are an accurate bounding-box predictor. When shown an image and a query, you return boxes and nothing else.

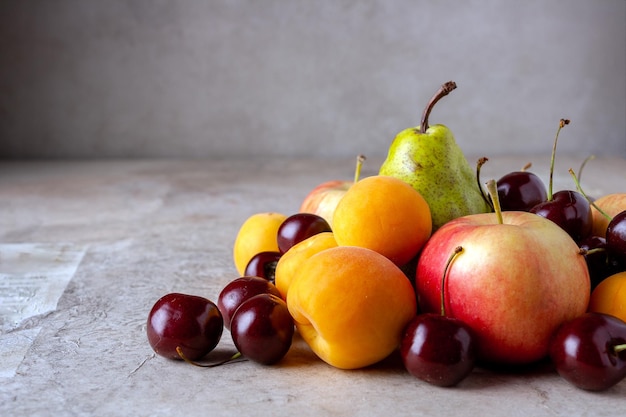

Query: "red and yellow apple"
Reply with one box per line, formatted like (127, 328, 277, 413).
(415, 210, 590, 365)
(299, 155, 365, 228)
(591, 193, 626, 237)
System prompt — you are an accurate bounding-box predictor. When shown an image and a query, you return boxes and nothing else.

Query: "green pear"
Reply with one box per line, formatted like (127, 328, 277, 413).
(379, 81, 492, 231)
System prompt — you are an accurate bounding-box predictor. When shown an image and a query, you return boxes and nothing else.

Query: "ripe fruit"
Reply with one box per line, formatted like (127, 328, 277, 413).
(299, 155, 366, 227)
(606, 210, 626, 263)
(530, 189, 593, 243)
(274, 231, 337, 299)
(244, 251, 282, 283)
(276, 213, 332, 254)
(217, 276, 282, 330)
(591, 193, 626, 237)
(416, 181, 590, 364)
(233, 212, 287, 275)
(579, 235, 624, 291)
(332, 175, 432, 266)
(287, 246, 416, 369)
(378, 81, 491, 231)
(401, 313, 476, 387)
(147, 293, 224, 361)
(401, 247, 477, 387)
(230, 293, 294, 365)
(496, 167, 547, 212)
(588, 271, 626, 322)
(549, 312, 626, 391)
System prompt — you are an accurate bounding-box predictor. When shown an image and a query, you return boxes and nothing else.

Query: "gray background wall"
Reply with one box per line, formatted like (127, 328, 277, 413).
(1, 0, 625, 160)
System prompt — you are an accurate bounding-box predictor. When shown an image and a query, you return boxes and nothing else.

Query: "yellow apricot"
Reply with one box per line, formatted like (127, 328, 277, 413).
(287, 246, 417, 369)
(332, 175, 432, 266)
(588, 271, 626, 322)
(232, 212, 287, 275)
(274, 232, 337, 299)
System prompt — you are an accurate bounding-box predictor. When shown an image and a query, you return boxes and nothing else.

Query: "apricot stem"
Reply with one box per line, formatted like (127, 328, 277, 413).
(476, 157, 493, 210)
(354, 154, 366, 183)
(440, 246, 464, 316)
(420, 81, 457, 133)
(485, 179, 503, 225)
(547, 119, 570, 201)
(568, 168, 612, 221)
(176, 347, 244, 367)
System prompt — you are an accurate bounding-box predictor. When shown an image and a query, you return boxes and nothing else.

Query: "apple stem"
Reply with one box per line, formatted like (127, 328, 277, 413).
(440, 246, 464, 316)
(476, 157, 493, 210)
(485, 179, 504, 225)
(614, 344, 626, 354)
(354, 154, 366, 183)
(568, 168, 612, 221)
(176, 347, 244, 368)
(547, 119, 570, 201)
(420, 81, 457, 133)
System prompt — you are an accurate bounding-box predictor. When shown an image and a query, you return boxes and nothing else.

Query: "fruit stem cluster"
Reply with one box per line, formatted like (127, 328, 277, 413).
(420, 81, 457, 133)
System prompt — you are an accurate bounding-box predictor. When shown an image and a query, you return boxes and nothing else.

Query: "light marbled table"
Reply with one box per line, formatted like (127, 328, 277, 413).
(1, 156, 625, 417)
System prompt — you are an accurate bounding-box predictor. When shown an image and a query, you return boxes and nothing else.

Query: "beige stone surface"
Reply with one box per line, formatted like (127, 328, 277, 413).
(0, 156, 625, 417)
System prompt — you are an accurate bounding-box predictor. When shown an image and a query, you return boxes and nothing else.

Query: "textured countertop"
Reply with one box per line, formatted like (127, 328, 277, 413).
(1, 156, 625, 417)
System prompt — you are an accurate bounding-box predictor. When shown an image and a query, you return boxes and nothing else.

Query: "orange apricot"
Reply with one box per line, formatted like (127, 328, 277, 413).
(332, 175, 432, 266)
(588, 271, 626, 322)
(274, 232, 337, 299)
(232, 212, 287, 275)
(287, 245, 417, 369)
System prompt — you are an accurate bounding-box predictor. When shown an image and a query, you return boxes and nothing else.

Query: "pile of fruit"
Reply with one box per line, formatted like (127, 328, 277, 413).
(146, 81, 626, 391)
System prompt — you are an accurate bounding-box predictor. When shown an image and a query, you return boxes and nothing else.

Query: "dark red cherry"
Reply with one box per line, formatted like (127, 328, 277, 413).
(217, 276, 282, 330)
(497, 171, 547, 212)
(244, 251, 282, 284)
(277, 213, 331, 253)
(147, 293, 223, 360)
(400, 313, 477, 387)
(529, 190, 592, 243)
(230, 293, 294, 365)
(549, 312, 626, 391)
(606, 210, 626, 264)
(579, 235, 625, 292)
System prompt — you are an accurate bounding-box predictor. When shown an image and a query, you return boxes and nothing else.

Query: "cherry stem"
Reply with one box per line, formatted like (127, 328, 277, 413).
(579, 247, 606, 256)
(568, 168, 612, 221)
(485, 179, 503, 225)
(578, 154, 595, 183)
(614, 344, 626, 354)
(440, 246, 464, 316)
(547, 119, 570, 201)
(420, 81, 457, 133)
(176, 347, 244, 368)
(354, 154, 366, 183)
(476, 157, 493, 210)
(521, 162, 532, 172)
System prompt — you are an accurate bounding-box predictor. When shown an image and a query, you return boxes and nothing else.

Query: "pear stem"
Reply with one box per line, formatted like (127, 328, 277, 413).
(476, 157, 493, 210)
(176, 347, 244, 368)
(547, 119, 570, 201)
(354, 154, 366, 183)
(440, 246, 464, 316)
(568, 168, 612, 221)
(485, 179, 503, 225)
(420, 81, 457, 133)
